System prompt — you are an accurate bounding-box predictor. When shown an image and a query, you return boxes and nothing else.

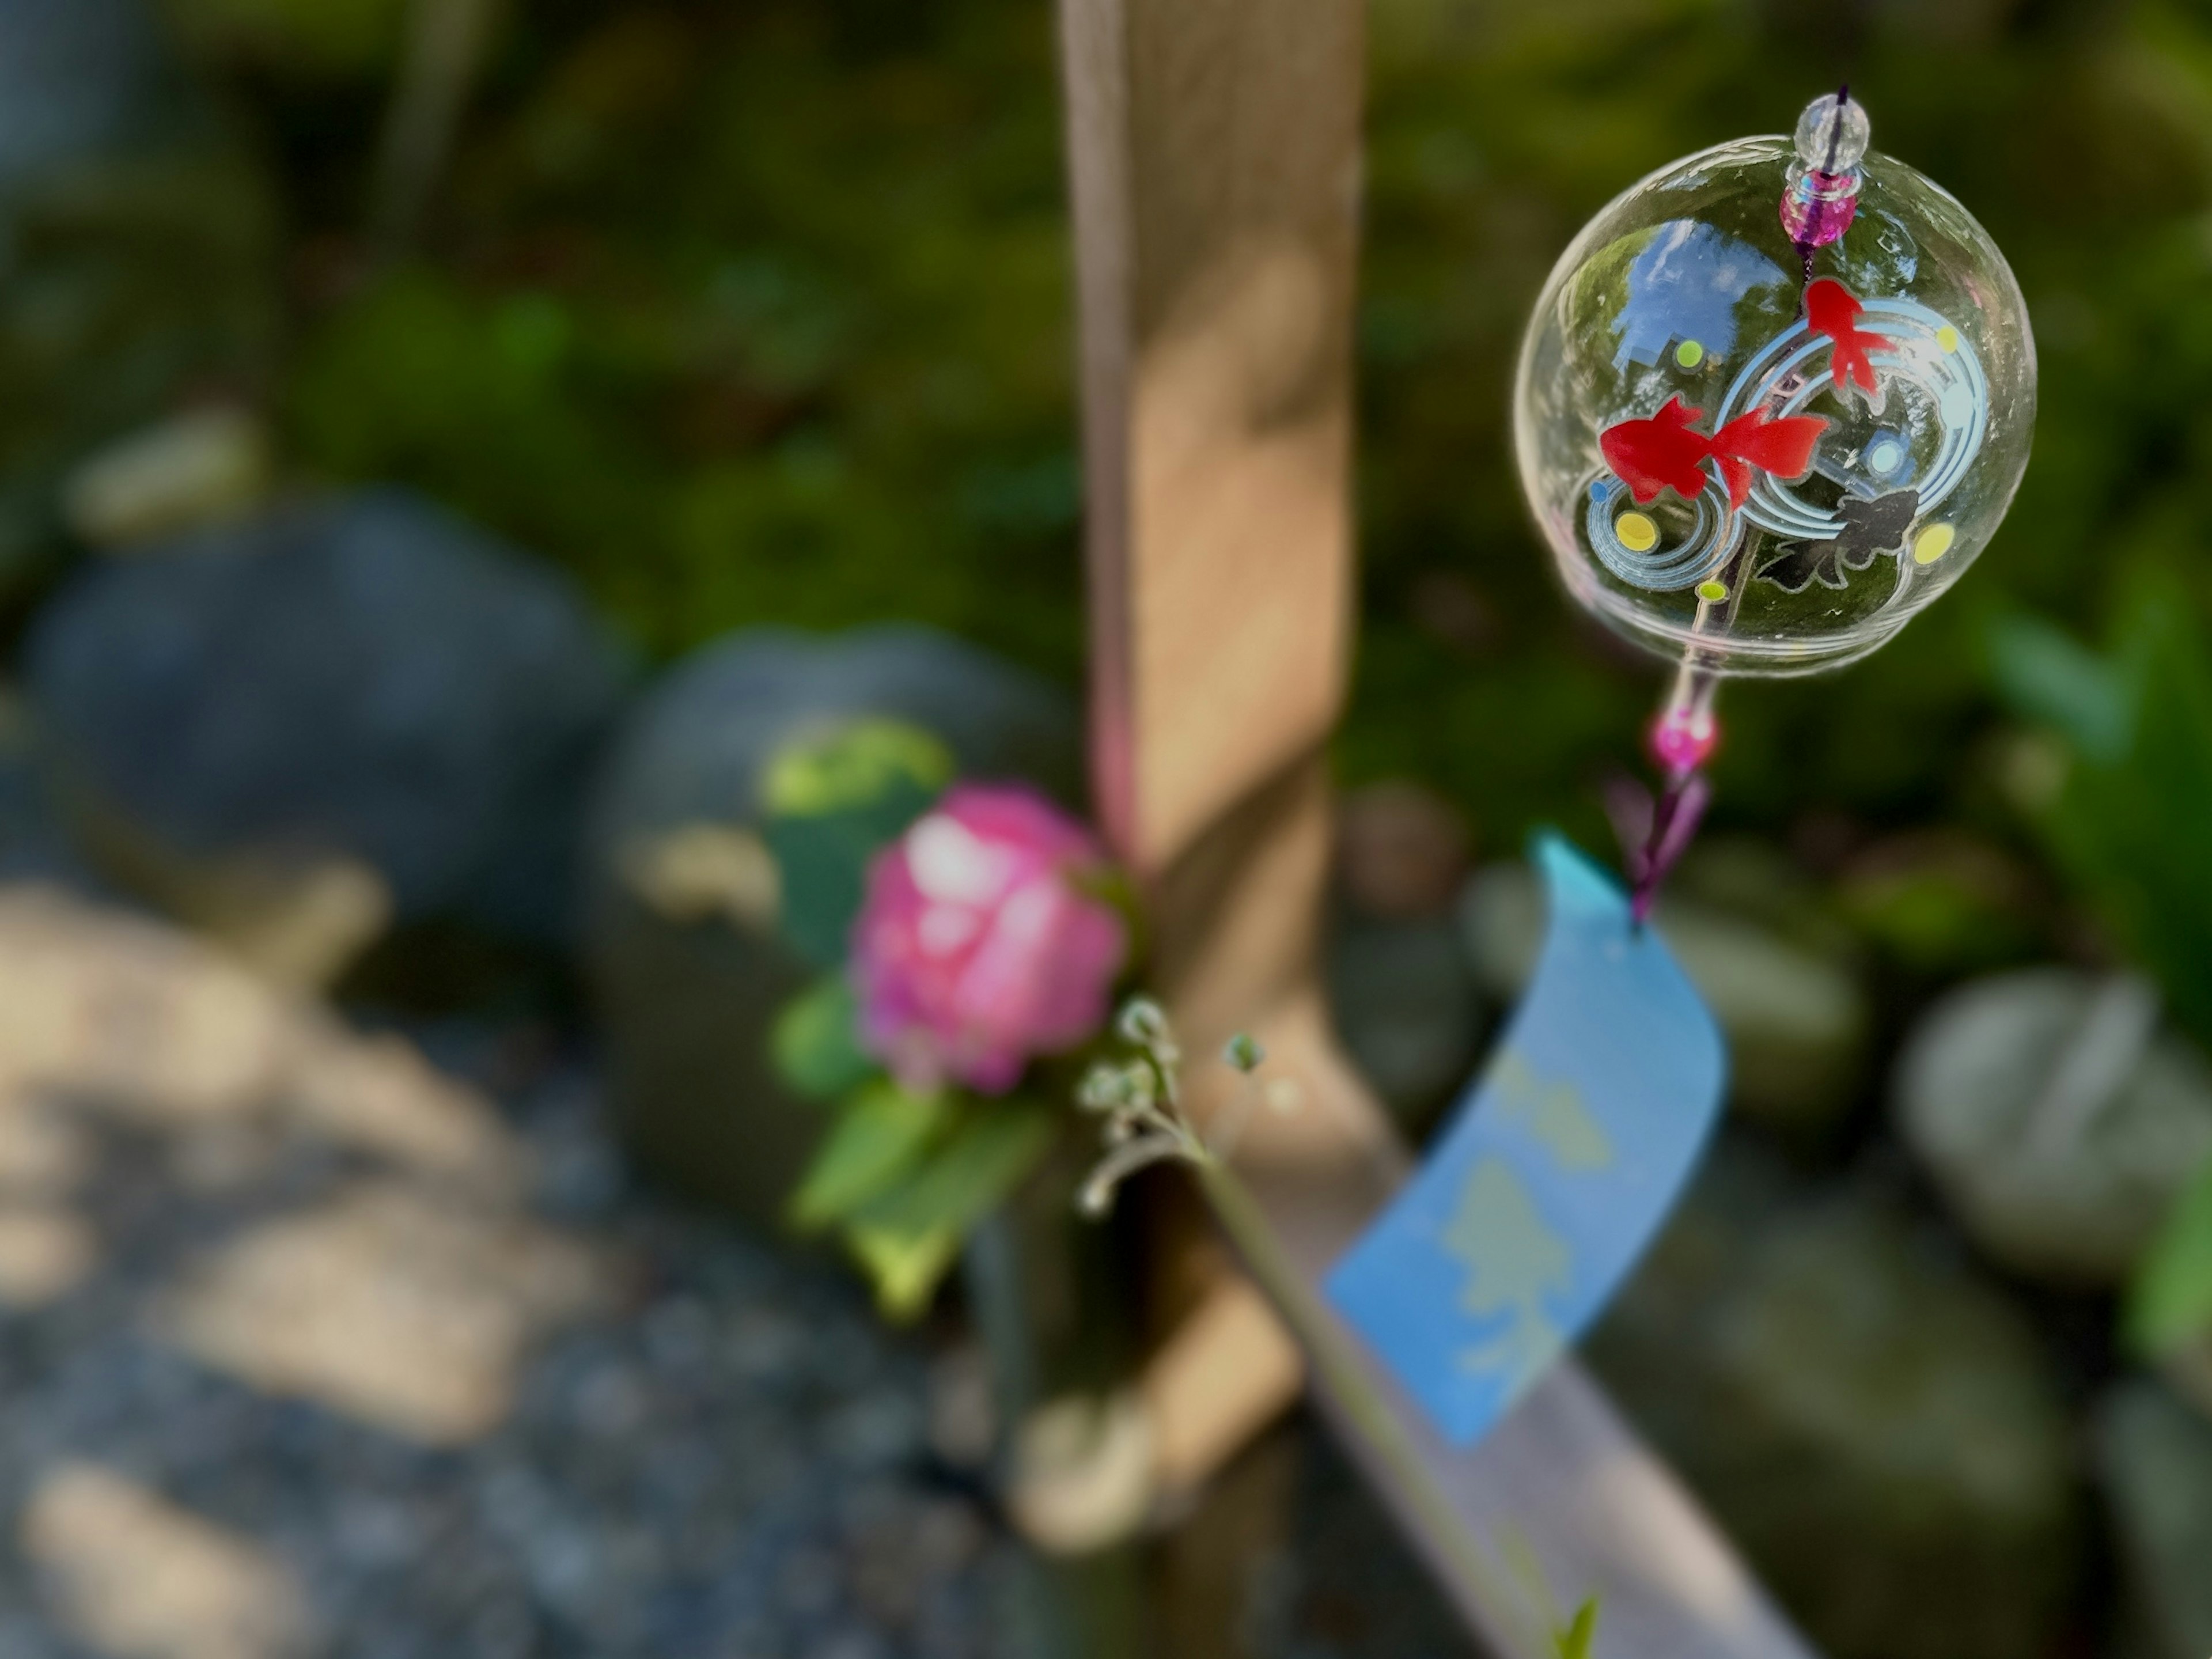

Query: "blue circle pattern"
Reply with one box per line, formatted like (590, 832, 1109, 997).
(1583, 475, 1741, 592)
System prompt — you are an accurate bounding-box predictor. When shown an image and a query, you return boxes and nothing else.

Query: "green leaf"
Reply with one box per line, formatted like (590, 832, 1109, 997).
(2127, 1151, 2212, 1357)
(845, 1101, 1057, 1319)
(2047, 593, 2212, 1051)
(1986, 610, 2134, 763)
(766, 804, 918, 967)
(787, 1080, 948, 1230)
(770, 976, 874, 1099)
(172, 0, 410, 74)
(762, 718, 954, 817)
(845, 1221, 963, 1323)
(1991, 577, 2212, 1055)
(1554, 1599, 1600, 1659)
(759, 718, 955, 967)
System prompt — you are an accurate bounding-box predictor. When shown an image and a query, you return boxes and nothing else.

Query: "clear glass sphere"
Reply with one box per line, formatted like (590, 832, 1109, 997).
(1513, 117, 2036, 677)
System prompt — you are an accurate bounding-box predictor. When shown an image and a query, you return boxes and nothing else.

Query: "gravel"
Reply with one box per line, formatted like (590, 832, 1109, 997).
(0, 1025, 1022, 1659)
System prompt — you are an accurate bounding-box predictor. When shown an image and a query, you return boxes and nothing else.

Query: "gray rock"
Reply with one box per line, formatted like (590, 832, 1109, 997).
(1586, 1145, 2080, 1659)
(2098, 1380, 2212, 1659)
(582, 625, 1077, 1224)
(1458, 858, 1868, 1127)
(1895, 969, 2212, 1286)
(0, 0, 164, 194)
(26, 488, 628, 954)
(1325, 912, 1486, 1131)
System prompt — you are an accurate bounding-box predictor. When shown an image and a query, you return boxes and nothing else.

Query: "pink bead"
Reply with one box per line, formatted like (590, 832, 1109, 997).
(1649, 707, 1718, 775)
(1780, 170, 1859, 248)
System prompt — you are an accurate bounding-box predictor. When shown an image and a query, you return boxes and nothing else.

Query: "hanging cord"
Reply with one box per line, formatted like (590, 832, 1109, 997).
(1620, 667, 1719, 924)
(1623, 82, 1857, 921)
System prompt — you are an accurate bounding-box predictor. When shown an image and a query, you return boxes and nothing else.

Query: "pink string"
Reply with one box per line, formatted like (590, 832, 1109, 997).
(1619, 694, 1720, 924)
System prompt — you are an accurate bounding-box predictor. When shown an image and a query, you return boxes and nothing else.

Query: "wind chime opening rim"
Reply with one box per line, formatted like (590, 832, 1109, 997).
(1547, 540, 1922, 676)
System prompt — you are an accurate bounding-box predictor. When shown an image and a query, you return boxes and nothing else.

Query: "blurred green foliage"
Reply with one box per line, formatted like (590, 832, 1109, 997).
(1831, 839, 2041, 975)
(0, 97, 277, 584)
(167, 0, 408, 74)
(762, 717, 953, 817)
(843, 1099, 1058, 1318)
(759, 717, 949, 965)
(1554, 1598, 1600, 1659)
(787, 1075, 949, 1230)
(1990, 583, 2212, 1360)
(279, 0, 1084, 671)
(225, 0, 2212, 859)
(2128, 1152, 2212, 1359)
(770, 975, 874, 1100)
(1988, 577, 2212, 1050)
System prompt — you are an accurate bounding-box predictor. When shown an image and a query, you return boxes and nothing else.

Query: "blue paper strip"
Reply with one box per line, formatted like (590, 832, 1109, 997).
(1325, 833, 1726, 1447)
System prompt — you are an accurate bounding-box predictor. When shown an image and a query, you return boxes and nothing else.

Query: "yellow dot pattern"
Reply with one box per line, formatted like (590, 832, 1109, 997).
(1675, 339, 1705, 369)
(1616, 512, 1658, 552)
(1936, 325, 1960, 353)
(1912, 522, 1956, 565)
(1695, 579, 1728, 603)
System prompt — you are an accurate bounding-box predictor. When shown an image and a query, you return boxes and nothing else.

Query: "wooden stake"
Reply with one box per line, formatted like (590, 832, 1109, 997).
(1058, 0, 1823, 1652)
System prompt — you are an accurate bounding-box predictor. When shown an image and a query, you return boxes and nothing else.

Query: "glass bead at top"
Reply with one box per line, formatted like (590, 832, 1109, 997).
(1513, 94, 2036, 677)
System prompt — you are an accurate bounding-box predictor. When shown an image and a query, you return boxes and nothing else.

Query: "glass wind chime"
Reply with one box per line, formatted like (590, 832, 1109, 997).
(1325, 88, 2041, 1463)
(1514, 89, 2037, 915)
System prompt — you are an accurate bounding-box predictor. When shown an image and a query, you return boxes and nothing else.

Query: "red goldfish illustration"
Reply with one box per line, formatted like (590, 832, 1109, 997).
(1805, 278, 1889, 403)
(1600, 396, 1827, 510)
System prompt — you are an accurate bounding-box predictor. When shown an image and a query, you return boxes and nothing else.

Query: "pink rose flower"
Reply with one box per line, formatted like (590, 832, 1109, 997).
(852, 784, 1127, 1094)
